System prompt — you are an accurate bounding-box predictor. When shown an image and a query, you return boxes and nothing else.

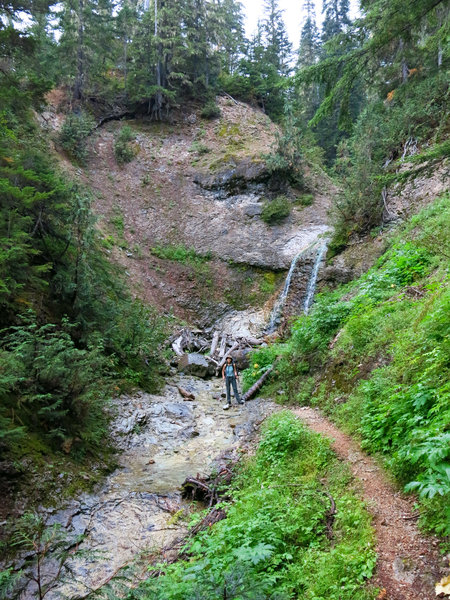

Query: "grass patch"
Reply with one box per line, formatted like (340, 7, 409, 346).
(151, 243, 211, 264)
(131, 412, 376, 600)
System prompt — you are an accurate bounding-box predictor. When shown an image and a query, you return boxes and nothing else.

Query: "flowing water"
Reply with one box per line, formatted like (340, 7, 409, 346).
(266, 242, 327, 333)
(303, 243, 328, 314)
(17, 376, 278, 599)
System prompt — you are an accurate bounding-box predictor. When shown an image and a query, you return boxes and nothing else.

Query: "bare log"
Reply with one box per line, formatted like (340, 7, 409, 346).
(218, 334, 227, 359)
(171, 336, 184, 356)
(210, 331, 219, 357)
(177, 386, 195, 401)
(241, 359, 279, 402)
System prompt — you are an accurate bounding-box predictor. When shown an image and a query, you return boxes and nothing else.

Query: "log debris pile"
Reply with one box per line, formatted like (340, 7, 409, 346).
(169, 327, 264, 374)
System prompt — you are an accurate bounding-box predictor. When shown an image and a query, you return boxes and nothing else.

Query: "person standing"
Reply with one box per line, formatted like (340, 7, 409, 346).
(222, 356, 244, 409)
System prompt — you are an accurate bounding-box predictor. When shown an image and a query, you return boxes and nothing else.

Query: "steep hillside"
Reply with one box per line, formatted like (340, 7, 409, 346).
(65, 97, 333, 327)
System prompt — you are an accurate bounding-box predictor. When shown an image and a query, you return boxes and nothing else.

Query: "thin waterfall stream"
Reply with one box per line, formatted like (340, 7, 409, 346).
(266, 242, 328, 333)
(303, 243, 328, 314)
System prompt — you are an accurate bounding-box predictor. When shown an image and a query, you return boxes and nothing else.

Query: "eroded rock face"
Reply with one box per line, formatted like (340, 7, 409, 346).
(193, 160, 271, 197)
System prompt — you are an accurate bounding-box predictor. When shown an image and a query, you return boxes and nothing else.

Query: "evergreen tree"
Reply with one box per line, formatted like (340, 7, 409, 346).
(215, 0, 245, 75)
(56, 0, 117, 101)
(297, 0, 319, 69)
(262, 0, 291, 75)
(321, 0, 350, 45)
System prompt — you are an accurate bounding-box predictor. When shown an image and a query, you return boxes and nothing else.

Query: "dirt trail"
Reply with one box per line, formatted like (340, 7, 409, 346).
(293, 406, 446, 600)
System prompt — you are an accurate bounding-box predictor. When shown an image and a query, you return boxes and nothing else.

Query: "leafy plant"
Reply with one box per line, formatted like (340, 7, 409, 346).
(114, 125, 135, 165)
(261, 196, 291, 225)
(58, 111, 95, 164)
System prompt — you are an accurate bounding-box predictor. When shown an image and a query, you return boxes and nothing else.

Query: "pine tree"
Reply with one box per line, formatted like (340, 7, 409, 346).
(262, 0, 291, 75)
(215, 0, 245, 75)
(321, 0, 350, 45)
(297, 0, 319, 69)
(56, 0, 117, 101)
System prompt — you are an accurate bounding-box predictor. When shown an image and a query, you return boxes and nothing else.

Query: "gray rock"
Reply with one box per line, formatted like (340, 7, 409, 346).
(193, 159, 271, 196)
(244, 204, 262, 217)
(177, 353, 210, 378)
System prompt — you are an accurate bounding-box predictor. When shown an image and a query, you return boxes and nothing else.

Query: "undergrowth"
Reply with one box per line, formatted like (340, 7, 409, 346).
(242, 195, 450, 538)
(129, 412, 376, 600)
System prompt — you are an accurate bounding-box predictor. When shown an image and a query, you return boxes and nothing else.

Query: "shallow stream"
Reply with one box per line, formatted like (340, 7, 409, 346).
(20, 375, 277, 599)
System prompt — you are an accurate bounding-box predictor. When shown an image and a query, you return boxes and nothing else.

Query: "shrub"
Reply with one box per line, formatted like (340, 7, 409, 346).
(200, 100, 221, 120)
(189, 141, 210, 155)
(295, 193, 314, 206)
(114, 125, 135, 165)
(261, 195, 291, 225)
(58, 111, 95, 164)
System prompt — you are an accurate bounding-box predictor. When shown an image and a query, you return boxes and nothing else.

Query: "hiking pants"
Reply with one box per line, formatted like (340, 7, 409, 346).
(225, 376, 241, 404)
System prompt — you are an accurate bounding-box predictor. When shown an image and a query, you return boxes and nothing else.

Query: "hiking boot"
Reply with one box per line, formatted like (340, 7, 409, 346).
(222, 403, 231, 410)
(238, 400, 244, 405)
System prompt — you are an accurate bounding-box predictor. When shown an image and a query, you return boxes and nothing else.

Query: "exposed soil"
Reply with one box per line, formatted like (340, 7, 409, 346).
(293, 407, 447, 600)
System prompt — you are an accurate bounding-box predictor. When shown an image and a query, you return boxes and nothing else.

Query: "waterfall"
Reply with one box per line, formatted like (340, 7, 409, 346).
(303, 243, 327, 314)
(266, 242, 327, 333)
(266, 248, 309, 334)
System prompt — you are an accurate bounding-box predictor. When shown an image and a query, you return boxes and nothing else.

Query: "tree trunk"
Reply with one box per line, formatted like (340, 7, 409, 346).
(74, 0, 85, 100)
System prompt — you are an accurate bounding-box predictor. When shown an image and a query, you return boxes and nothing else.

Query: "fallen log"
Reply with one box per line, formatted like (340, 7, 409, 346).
(177, 386, 195, 401)
(210, 331, 219, 357)
(241, 359, 279, 402)
(172, 336, 184, 356)
(218, 334, 227, 359)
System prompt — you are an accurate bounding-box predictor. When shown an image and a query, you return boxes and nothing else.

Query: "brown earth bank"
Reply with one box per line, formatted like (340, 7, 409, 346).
(44, 95, 333, 328)
(293, 407, 448, 600)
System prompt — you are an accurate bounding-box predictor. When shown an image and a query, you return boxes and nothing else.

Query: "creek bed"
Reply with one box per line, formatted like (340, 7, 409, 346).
(18, 375, 277, 599)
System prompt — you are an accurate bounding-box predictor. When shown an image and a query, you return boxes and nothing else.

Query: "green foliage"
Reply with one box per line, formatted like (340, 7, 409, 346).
(294, 193, 314, 206)
(0, 315, 110, 449)
(114, 125, 136, 165)
(275, 198, 450, 536)
(151, 244, 211, 264)
(189, 141, 210, 155)
(58, 111, 95, 164)
(241, 344, 282, 392)
(130, 412, 376, 600)
(261, 195, 291, 225)
(265, 117, 304, 188)
(200, 101, 221, 119)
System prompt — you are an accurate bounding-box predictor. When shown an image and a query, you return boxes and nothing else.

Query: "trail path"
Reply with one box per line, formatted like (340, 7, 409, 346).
(293, 406, 447, 600)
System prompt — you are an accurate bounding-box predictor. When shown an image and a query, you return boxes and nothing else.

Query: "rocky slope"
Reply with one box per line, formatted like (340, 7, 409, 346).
(79, 97, 332, 327)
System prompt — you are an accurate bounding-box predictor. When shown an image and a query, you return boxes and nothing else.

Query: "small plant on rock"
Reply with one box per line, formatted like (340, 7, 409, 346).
(261, 195, 291, 225)
(114, 125, 135, 165)
(200, 100, 221, 120)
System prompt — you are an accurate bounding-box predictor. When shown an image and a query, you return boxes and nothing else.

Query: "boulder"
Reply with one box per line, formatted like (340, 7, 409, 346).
(232, 348, 251, 370)
(244, 203, 263, 217)
(177, 353, 210, 378)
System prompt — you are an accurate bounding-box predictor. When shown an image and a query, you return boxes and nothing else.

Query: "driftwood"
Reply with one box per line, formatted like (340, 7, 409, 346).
(177, 386, 195, 401)
(210, 331, 219, 357)
(241, 360, 279, 402)
(218, 334, 227, 359)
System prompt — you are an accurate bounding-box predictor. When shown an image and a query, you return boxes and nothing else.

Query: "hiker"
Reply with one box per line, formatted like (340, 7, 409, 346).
(222, 356, 244, 409)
